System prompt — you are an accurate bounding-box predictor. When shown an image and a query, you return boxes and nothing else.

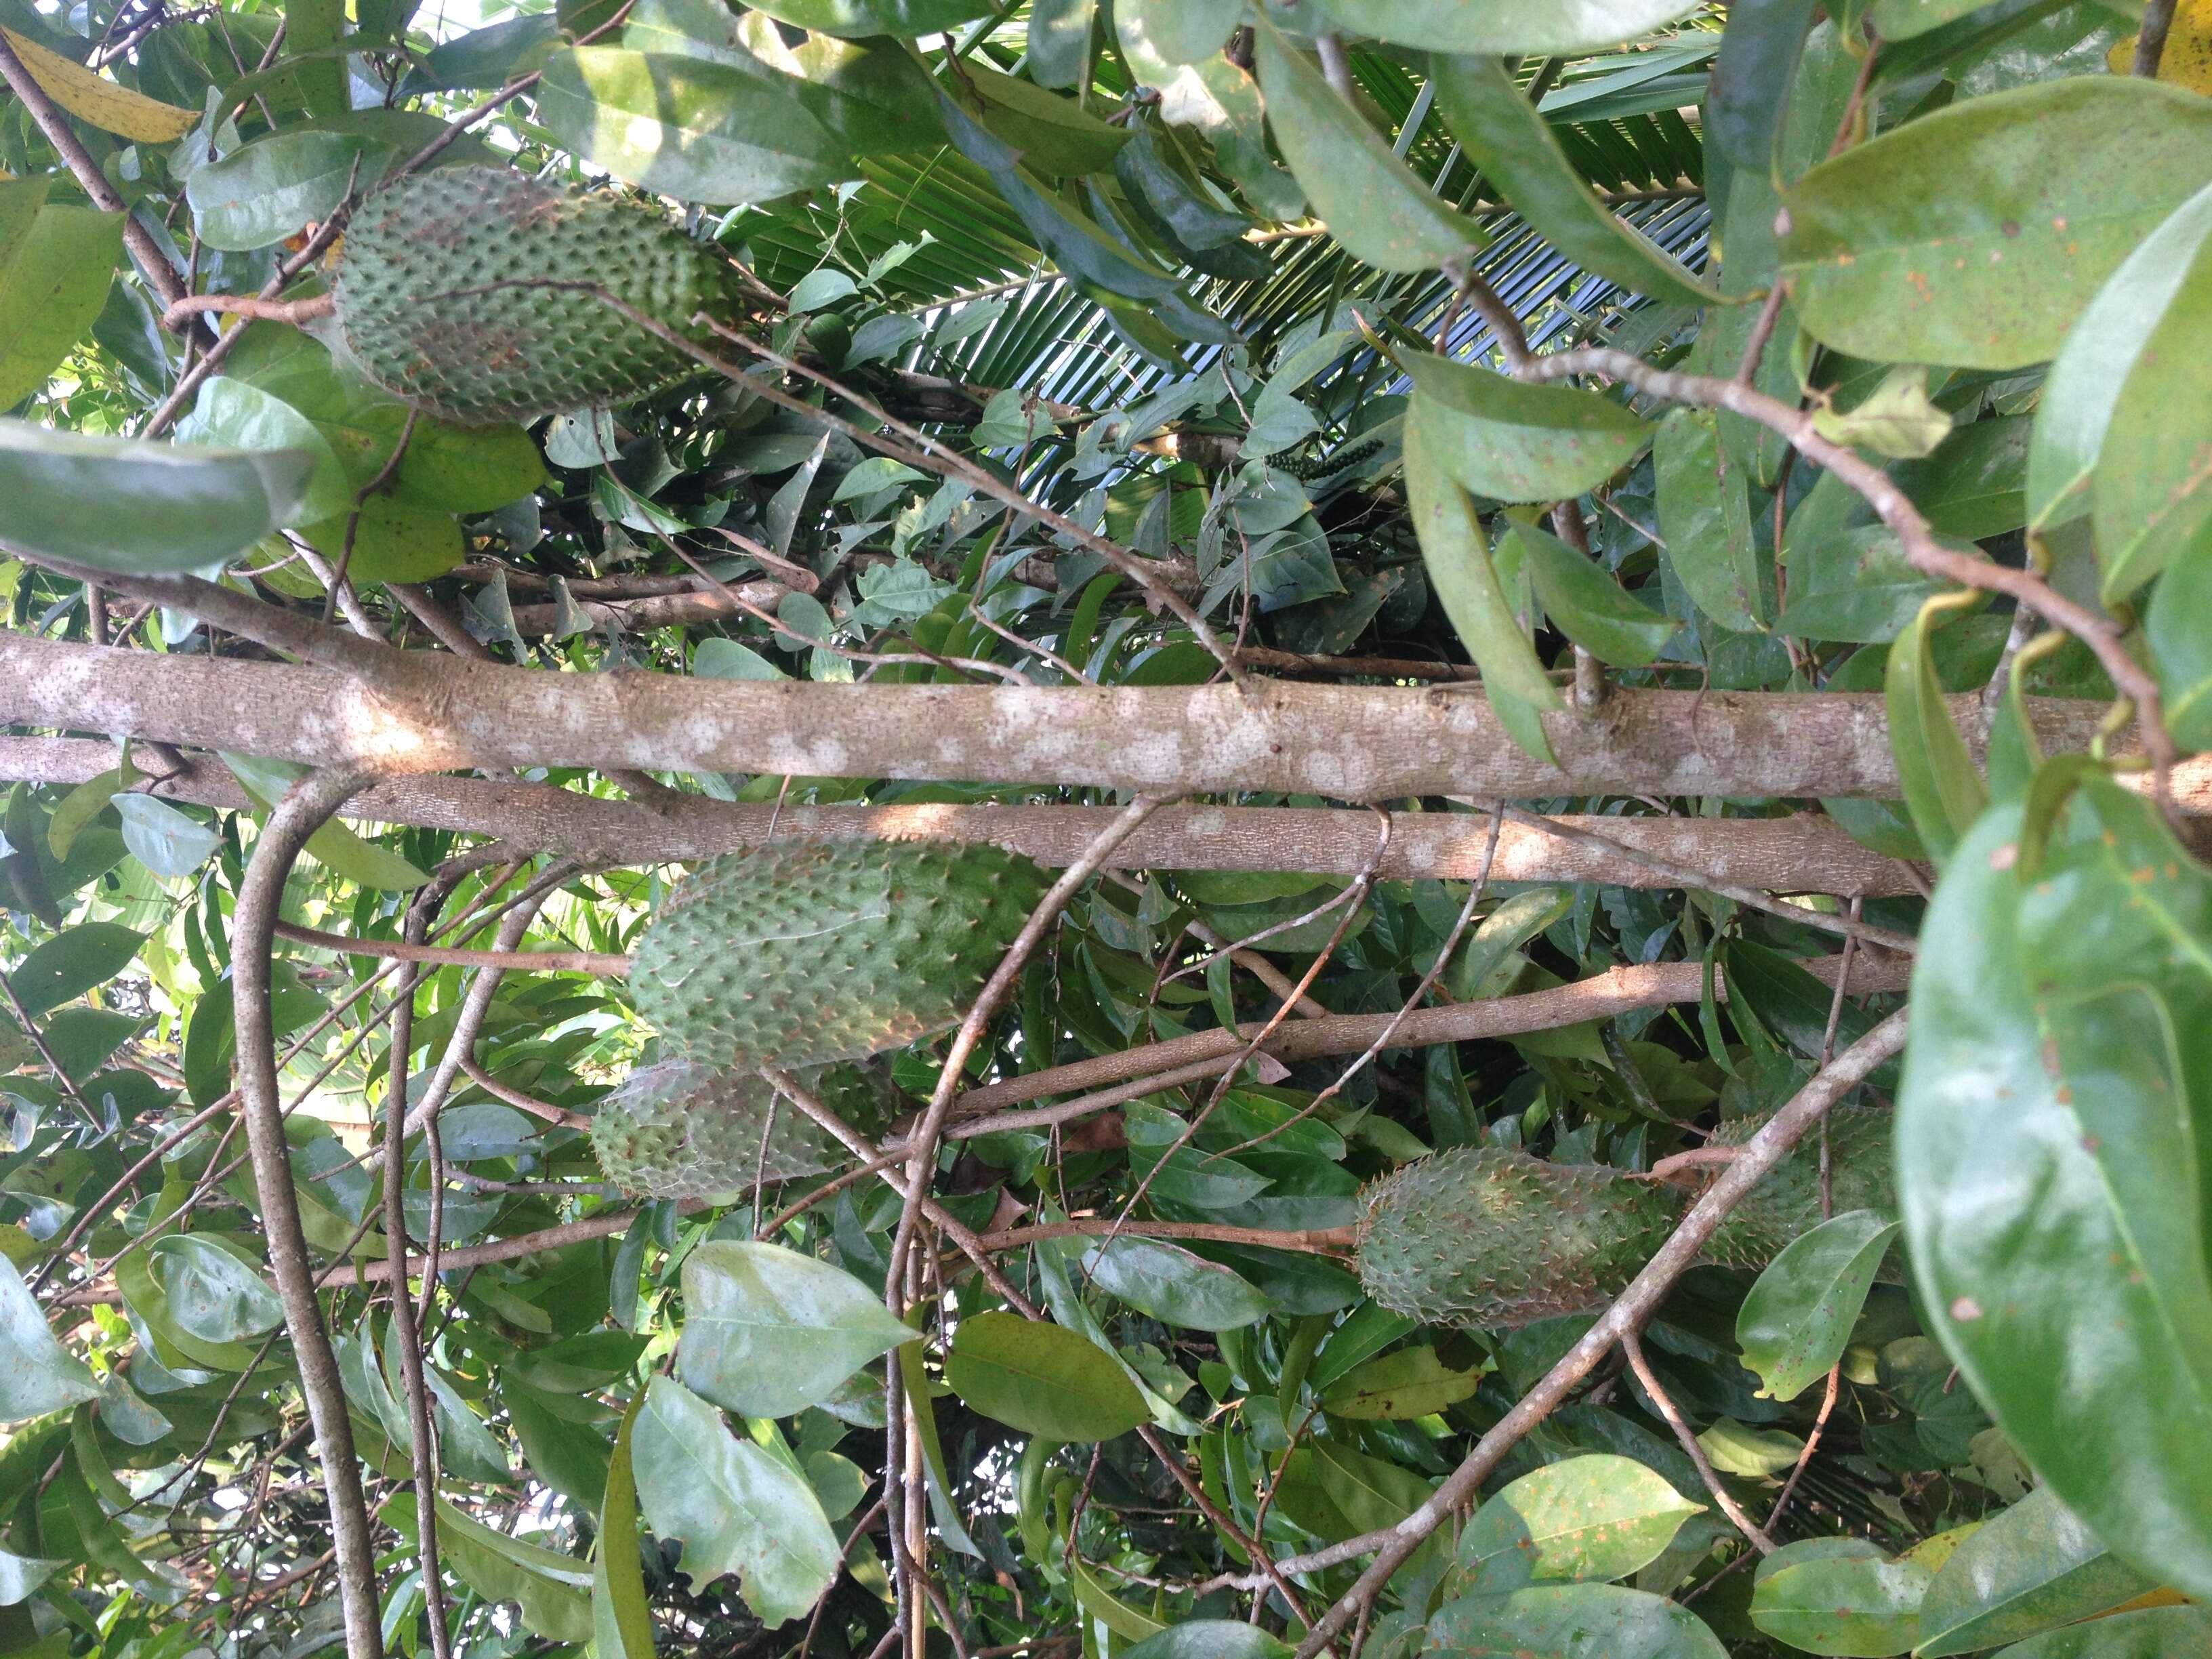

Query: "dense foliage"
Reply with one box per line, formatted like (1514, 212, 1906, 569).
(1, 1, 2211, 1657)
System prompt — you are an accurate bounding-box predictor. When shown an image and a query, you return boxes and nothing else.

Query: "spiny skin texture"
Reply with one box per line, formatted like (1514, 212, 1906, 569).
(1355, 1107, 1897, 1329)
(629, 838, 1051, 1070)
(588, 1059, 836, 1200)
(333, 167, 740, 426)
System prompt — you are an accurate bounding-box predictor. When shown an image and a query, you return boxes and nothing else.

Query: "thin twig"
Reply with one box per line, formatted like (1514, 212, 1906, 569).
(1622, 1330, 1778, 1553)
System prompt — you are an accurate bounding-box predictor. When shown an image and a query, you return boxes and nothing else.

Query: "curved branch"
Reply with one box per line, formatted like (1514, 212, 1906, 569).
(232, 764, 392, 1659)
(273, 918, 628, 977)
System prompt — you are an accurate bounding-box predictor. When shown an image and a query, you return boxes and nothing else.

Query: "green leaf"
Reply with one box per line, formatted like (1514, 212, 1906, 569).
(1401, 351, 1651, 504)
(1429, 54, 1723, 309)
(1455, 1455, 1703, 1591)
(1429, 1582, 1727, 1659)
(1698, 1417, 1805, 1477)
(298, 496, 464, 586)
(1708, 0, 1819, 172)
(1891, 415, 2031, 542)
(957, 61, 1127, 177)
(1656, 408, 1767, 633)
(394, 1492, 594, 1641)
(0, 179, 120, 410)
(186, 130, 396, 252)
(148, 1235, 282, 1344)
(1985, 1607, 2212, 1658)
(1273, 1437, 1435, 1540)
(220, 753, 429, 890)
(1448, 888, 1573, 1002)
(45, 765, 126, 863)
(0, 418, 316, 574)
(176, 377, 352, 525)
(111, 794, 218, 880)
(2089, 200, 2212, 602)
(1029, 0, 1095, 87)
(1778, 525, 1957, 645)
(1251, 14, 1483, 273)
(1071, 1552, 1168, 1642)
(897, 1339, 983, 1555)
(1883, 594, 1986, 866)
(1917, 1486, 2159, 1657)
(631, 1374, 840, 1625)
(537, 47, 854, 207)
(2148, 523, 2212, 752)
(743, 0, 994, 37)
(1403, 396, 1561, 714)
(1750, 1553, 1931, 1656)
(1319, 0, 1701, 52)
(676, 1240, 917, 1419)
(1864, 0, 1994, 41)
(1123, 1624, 1292, 1659)
(593, 1395, 655, 1659)
(7, 923, 143, 1018)
(1320, 1346, 1481, 1420)
(506, 1382, 611, 1511)
(1512, 520, 1678, 668)
(943, 1311, 1149, 1441)
(1780, 79, 2212, 370)
(1737, 1210, 1900, 1403)
(695, 638, 788, 680)
(2028, 181, 2212, 533)
(1810, 367, 1954, 460)
(0, 1256, 100, 1422)
(1079, 1236, 1273, 1332)
(1898, 793, 2212, 1600)
(1115, 0, 1240, 66)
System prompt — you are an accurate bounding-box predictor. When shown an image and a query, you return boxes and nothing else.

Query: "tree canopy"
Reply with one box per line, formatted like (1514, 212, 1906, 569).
(1, 1, 2211, 1657)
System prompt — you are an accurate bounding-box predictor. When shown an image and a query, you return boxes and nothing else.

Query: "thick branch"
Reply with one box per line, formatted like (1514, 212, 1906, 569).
(0, 739, 1955, 891)
(5, 635, 2176, 803)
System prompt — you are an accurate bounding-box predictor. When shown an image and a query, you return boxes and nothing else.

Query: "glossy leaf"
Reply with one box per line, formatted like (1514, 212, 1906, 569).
(1320, 1346, 1481, 1420)
(1455, 1455, 1704, 1592)
(2089, 192, 2212, 602)
(1737, 1210, 1900, 1403)
(1891, 414, 2030, 541)
(537, 47, 853, 207)
(0, 26, 197, 141)
(0, 180, 120, 411)
(1080, 1237, 1273, 1331)
(1780, 79, 2212, 369)
(1430, 54, 1723, 308)
(1122, 1624, 1291, 1659)
(402, 1494, 594, 1641)
(1028, 0, 1094, 87)
(2148, 523, 2212, 752)
(1319, 0, 1701, 53)
(676, 1240, 917, 1418)
(631, 1374, 840, 1624)
(186, 131, 396, 252)
(298, 497, 465, 586)
(1115, 0, 1240, 68)
(149, 1236, 283, 1343)
(743, 0, 995, 37)
(1917, 1486, 2158, 1657)
(593, 1395, 655, 1659)
(1252, 14, 1483, 273)
(1401, 351, 1650, 504)
(112, 794, 219, 879)
(1750, 1553, 1931, 1656)
(1655, 408, 1767, 633)
(1883, 594, 1986, 867)
(1898, 795, 2212, 1599)
(7, 922, 143, 1018)
(1404, 394, 1562, 712)
(943, 1311, 1150, 1441)
(1708, 0, 1819, 171)
(506, 1382, 612, 1511)
(1512, 520, 1677, 668)
(1778, 526, 1955, 644)
(0, 1256, 100, 1421)
(2028, 182, 2212, 533)
(1988, 1607, 2212, 1658)
(0, 419, 316, 574)
(176, 376, 352, 525)
(1429, 1582, 1727, 1659)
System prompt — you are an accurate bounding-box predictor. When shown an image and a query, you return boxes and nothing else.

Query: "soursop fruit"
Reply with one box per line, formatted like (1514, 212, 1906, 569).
(1354, 1107, 1897, 1329)
(588, 1059, 837, 1200)
(629, 839, 1050, 1070)
(333, 166, 741, 426)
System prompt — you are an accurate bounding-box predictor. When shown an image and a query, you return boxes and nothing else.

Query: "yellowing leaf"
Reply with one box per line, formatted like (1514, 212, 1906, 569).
(2112, 0, 2212, 94)
(0, 29, 199, 143)
(1811, 367, 1954, 459)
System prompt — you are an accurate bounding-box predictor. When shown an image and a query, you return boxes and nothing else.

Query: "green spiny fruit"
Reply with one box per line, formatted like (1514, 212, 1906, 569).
(588, 1059, 836, 1200)
(333, 166, 741, 426)
(1354, 1147, 1683, 1330)
(628, 839, 1051, 1070)
(1354, 1108, 1898, 1329)
(1702, 1106, 1898, 1270)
